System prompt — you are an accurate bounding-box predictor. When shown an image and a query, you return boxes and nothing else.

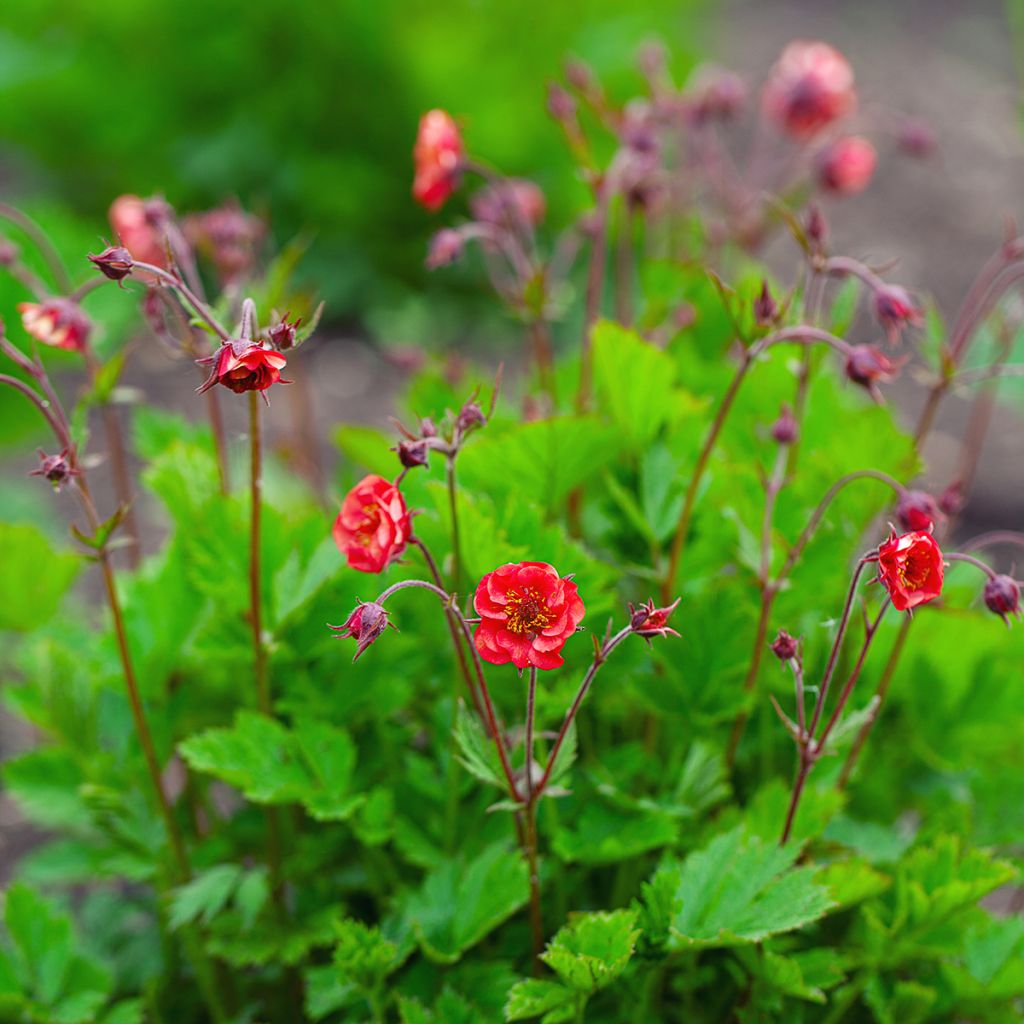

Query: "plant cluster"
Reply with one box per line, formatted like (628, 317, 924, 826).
(0, 36, 1022, 1024)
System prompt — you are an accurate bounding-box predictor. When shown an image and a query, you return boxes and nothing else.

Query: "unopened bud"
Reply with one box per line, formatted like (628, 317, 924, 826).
(754, 280, 778, 326)
(395, 439, 430, 469)
(426, 228, 465, 270)
(770, 630, 799, 662)
(328, 602, 394, 661)
(896, 489, 940, 533)
(983, 575, 1021, 627)
(88, 245, 134, 282)
(770, 404, 799, 445)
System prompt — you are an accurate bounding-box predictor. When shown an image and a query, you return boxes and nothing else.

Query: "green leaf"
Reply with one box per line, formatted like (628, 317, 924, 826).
(0, 523, 81, 630)
(179, 712, 362, 821)
(553, 800, 677, 866)
(592, 320, 677, 446)
(647, 827, 834, 950)
(504, 978, 576, 1023)
(540, 910, 639, 993)
(333, 423, 397, 476)
(333, 918, 401, 991)
(453, 701, 506, 790)
(546, 720, 577, 789)
(168, 864, 243, 930)
(403, 843, 529, 964)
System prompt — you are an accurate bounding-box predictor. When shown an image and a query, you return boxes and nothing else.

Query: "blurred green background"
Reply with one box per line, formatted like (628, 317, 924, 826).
(0, 0, 703, 319)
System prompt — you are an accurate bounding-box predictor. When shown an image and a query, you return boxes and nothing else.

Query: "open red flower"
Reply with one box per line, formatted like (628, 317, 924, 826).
(332, 475, 411, 574)
(473, 561, 585, 670)
(761, 40, 855, 139)
(413, 110, 464, 211)
(876, 530, 945, 612)
(196, 341, 288, 395)
(18, 299, 91, 352)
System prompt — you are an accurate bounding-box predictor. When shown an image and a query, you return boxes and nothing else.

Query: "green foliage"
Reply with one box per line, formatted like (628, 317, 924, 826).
(0, 523, 80, 631)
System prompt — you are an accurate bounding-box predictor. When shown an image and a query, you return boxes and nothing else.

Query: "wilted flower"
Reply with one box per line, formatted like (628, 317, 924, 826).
(770, 630, 799, 662)
(29, 448, 79, 492)
(196, 341, 289, 395)
(413, 110, 464, 211)
(872, 284, 923, 345)
(762, 40, 856, 139)
(332, 474, 411, 574)
(88, 244, 134, 282)
(983, 575, 1021, 627)
(896, 489, 941, 533)
(473, 561, 585, 670)
(328, 601, 395, 660)
(17, 299, 91, 352)
(628, 597, 681, 642)
(815, 136, 877, 196)
(876, 530, 945, 612)
(844, 344, 905, 402)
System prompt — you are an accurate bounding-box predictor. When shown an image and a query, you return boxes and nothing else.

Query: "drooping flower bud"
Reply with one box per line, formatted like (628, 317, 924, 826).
(983, 575, 1021, 627)
(426, 228, 466, 270)
(896, 489, 941, 533)
(29, 448, 79, 492)
(754, 280, 779, 326)
(266, 314, 301, 351)
(770, 630, 799, 662)
(628, 597, 681, 643)
(844, 344, 905, 402)
(872, 284, 923, 345)
(815, 136, 877, 196)
(770, 404, 799, 445)
(395, 438, 430, 469)
(328, 602, 394, 661)
(88, 245, 134, 282)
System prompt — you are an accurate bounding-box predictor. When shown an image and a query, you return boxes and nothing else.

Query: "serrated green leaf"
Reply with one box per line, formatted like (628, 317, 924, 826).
(540, 909, 639, 994)
(168, 864, 242, 930)
(504, 978, 576, 1023)
(453, 701, 506, 790)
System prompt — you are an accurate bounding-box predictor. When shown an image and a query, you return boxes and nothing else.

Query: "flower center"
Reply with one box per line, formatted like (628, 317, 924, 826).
(357, 503, 381, 546)
(504, 588, 552, 636)
(897, 552, 930, 590)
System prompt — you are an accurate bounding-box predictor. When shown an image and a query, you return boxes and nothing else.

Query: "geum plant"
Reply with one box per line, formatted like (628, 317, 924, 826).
(0, 34, 1023, 1024)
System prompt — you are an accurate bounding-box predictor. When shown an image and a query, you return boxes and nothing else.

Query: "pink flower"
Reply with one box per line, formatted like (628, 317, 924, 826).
(413, 110, 464, 211)
(18, 299, 91, 352)
(332, 475, 411, 574)
(762, 41, 856, 139)
(816, 136, 877, 196)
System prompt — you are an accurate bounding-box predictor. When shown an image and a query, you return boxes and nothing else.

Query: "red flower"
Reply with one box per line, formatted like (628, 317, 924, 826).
(109, 194, 169, 268)
(196, 341, 289, 395)
(876, 530, 945, 612)
(473, 561, 585, 670)
(18, 299, 91, 352)
(762, 40, 855, 139)
(328, 601, 394, 660)
(815, 136, 877, 196)
(332, 475, 411, 574)
(413, 110, 464, 211)
(844, 344, 905, 402)
(873, 284, 923, 345)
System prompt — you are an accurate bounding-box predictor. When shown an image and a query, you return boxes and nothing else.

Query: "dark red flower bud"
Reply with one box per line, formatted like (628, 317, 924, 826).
(455, 400, 486, 436)
(897, 118, 936, 159)
(267, 314, 301, 351)
(628, 597, 681, 642)
(896, 489, 941, 533)
(873, 284, 923, 345)
(29, 448, 79, 492)
(547, 83, 577, 123)
(844, 344, 905, 402)
(328, 602, 394, 661)
(88, 245, 134, 282)
(770, 630, 799, 662)
(805, 203, 828, 251)
(983, 574, 1021, 627)
(426, 228, 465, 270)
(754, 280, 778, 326)
(770, 404, 799, 445)
(815, 136, 877, 197)
(395, 439, 430, 469)
(938, 480, 965, 517)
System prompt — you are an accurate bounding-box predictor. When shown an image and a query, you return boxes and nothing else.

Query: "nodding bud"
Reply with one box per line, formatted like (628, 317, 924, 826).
(754, 280, 778, 326)
(770, 630, 799, 662)
(426, 228, 465, 270)
(983, 575, 1021, 628)
(395, 439, 430, 469)
(328, 602, 394, 661)
(844, 344, 905, 402)
(29, 448, 79, 492)
(896, 489, 941, 533)
(266, 315, 301, 351)
(873, 284, 923, 345)
(938, 480, 965, 517)
(770, 404, 799, 445)
(455, 399, 486, 436)
(805, 203, 828, 252)
(628, 597, 681, 642)
(547, 82, 577, 123)
(88, 245, 134, 281)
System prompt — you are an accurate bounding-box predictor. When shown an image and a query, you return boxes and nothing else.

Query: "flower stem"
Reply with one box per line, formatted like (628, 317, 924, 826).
(525, 667, 537, 801)
(130, 262, 232, 342)
(0, 202, 72, 293)
(523, 797, 544, 965)
(446, 454, 463, 596)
